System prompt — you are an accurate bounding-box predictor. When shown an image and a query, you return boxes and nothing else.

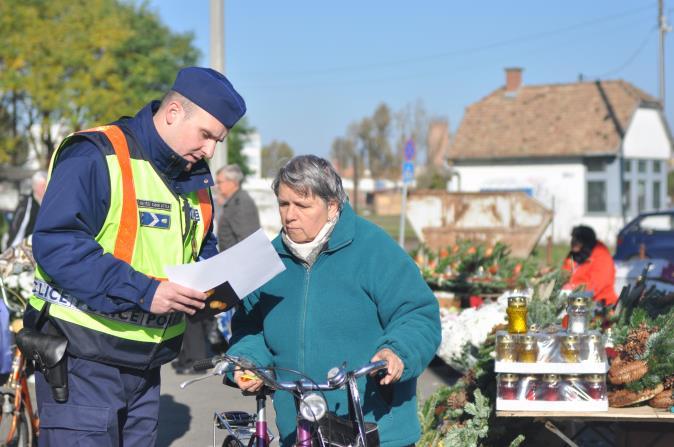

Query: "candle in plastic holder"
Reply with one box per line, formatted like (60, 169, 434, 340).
(506, 296, 528, 334)
(542, 374, 561, 401)
(518, 375, 539, 401)
(567, 303, 590, 334)
(517, 335, 539, 363)
(585, 374, 607, 400)
(498, 374, 519, 400)
(561, 335, 580, 363)
(581, 333, 604, 363)
(561, 374, 590, 401)
(496, 333, 517, 362)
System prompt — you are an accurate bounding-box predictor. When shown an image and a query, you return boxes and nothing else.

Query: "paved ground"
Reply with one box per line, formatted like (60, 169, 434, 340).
(158, 357, 457, 447)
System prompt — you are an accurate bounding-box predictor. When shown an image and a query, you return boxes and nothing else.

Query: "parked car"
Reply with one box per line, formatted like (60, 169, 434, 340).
(614, 210, 674, 262)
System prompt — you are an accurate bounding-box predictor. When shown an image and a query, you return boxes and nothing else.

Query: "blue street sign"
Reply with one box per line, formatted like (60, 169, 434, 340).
(402, 161, 415, 183)
(404, 139, 415, 161)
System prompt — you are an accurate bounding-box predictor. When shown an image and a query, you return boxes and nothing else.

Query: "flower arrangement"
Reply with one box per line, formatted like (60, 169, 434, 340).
(0, 238, 35, 319)
(411, 240, 540, 295)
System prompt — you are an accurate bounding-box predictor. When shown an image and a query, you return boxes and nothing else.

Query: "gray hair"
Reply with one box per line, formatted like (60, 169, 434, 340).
(216, 164, 244, 184)
(272, 155, 347, 206)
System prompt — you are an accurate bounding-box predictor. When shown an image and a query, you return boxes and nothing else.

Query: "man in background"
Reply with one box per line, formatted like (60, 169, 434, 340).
(215, 164, 260, 250)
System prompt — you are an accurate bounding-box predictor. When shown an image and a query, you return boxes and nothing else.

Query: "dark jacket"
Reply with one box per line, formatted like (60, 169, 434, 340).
(217, 188, 260, 251)
(227, 203, 441, 447)
(30, 101, 218, 315)
(6, 194, 40, 248)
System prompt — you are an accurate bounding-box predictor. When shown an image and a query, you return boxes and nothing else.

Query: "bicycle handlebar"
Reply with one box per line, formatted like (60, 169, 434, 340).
(182, 354, 388, 392)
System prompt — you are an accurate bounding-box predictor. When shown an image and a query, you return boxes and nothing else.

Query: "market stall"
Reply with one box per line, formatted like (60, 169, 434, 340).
(418, 248, 674, 446)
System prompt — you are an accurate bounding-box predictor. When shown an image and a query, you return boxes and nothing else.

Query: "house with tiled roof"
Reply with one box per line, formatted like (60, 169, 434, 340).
(448, 68, 673, 244)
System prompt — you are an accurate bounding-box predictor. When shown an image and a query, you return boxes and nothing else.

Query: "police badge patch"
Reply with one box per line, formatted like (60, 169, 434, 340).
(139, 211, 171, 229)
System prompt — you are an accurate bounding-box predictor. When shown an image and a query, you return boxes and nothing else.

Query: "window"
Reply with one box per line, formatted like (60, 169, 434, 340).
(638, 180, 646, 212)
(587, 181, 606, 213)
(623, 181, 631, 212)
(638, 160, 647, 173)
(654, 160, 662, 173)
(586, 159, 606, 172)
(654, 181, 662, 210)
(623, 160, 631, 173)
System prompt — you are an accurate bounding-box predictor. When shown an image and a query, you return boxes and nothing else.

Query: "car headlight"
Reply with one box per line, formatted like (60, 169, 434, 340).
(299, 393, 327, 422)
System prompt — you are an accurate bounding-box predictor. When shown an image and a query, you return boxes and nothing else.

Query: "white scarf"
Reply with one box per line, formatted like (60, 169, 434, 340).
(282, 215, 338, 266)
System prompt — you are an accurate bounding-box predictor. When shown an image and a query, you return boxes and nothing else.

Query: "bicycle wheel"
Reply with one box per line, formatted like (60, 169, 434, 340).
(222, 434, 245, 447)
(0, 391, 34, 447)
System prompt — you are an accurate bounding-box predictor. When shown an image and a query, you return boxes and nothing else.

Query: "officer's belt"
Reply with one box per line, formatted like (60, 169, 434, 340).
(32, 279, 183, 329)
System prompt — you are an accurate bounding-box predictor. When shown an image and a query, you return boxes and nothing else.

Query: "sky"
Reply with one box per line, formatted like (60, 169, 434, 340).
(146, 0, 673, 159)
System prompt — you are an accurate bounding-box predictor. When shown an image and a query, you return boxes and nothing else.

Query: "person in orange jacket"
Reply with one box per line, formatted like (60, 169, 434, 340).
(562, 225, 618, 305)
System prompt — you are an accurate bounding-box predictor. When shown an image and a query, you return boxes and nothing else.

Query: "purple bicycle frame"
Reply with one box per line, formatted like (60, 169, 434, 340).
(255, 394, 270, 447)
(295, 419, 312, 446)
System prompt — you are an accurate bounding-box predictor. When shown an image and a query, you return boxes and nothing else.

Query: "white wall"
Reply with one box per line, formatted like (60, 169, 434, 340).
(623, 108, 672, 159)
(242, 133, 262, 179)
(453, 163, 590, 243)
(242, 177, 281, 240)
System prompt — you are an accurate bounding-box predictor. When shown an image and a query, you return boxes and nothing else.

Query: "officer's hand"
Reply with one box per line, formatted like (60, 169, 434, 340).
(370, 348, 404, 385)
(234, 370, 263, 393)
(150, 281, 207, 315)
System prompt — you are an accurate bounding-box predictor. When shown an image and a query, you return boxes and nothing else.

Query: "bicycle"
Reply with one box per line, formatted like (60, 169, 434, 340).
(0, 241, 40, 446)
(180, 354, 388, 447)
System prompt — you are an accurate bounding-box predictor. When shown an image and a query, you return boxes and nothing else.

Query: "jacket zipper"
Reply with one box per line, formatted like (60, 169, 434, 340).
(299, 264, 311, 373)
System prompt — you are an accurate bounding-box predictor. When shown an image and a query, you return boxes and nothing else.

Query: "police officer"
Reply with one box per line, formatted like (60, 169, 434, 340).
(25, 67, 246, 446)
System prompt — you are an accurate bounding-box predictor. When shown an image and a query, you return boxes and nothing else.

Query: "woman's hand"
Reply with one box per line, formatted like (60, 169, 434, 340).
(370, 348, 404, 385)
(233, 369, 264, 393)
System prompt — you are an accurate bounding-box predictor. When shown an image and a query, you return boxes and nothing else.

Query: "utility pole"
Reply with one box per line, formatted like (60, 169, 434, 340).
(210, 0, 227, 170)
(658, 0, 671, 109)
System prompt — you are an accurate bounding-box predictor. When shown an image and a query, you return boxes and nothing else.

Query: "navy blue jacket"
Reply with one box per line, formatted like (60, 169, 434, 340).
(32, 101, 218, 314)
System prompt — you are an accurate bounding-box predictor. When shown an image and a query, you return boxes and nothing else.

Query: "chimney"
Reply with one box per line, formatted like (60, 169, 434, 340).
(505, 67, 523, 93)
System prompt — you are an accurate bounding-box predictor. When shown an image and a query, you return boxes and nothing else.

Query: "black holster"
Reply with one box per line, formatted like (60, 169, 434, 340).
(16, 306, 69, 403)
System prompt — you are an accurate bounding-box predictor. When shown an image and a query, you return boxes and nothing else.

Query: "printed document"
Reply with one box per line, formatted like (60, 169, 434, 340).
(165, 228, 285, 300)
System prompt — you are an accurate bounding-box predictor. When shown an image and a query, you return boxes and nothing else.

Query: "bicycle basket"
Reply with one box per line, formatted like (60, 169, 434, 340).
(315, 411, 379, 447)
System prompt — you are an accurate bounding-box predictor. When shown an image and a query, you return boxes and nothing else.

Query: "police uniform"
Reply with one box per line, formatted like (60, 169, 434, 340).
(26, 67, 246, 446)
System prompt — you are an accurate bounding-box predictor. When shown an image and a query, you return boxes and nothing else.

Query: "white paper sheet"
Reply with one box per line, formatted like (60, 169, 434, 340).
(165, 229, 285, 299)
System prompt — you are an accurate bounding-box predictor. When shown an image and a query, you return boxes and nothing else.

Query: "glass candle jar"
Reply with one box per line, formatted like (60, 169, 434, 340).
(585, 374, 607, 400)
(517, 335, 539, 363)
(506, 296, 528, 334)
(542, 374, 561, 401)
(561, 374, 587, 401)
(561, 335, 580, 363)
(496, 334, 517, 362)
(567, 303, 590, 334)
(536, 332, 558, 362)
(581, 333, 604, 363)
(518, 375, 539, 401)
(498, 374, 519, 400)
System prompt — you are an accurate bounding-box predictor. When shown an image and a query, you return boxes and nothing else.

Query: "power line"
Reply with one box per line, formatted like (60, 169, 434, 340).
(592, 27, 658, 78)
(239, 3, 657, 78)
(237, 14, 655, 89)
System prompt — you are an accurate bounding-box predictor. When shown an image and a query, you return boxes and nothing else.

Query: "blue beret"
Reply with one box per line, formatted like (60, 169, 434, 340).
(171, 67, 246, 128)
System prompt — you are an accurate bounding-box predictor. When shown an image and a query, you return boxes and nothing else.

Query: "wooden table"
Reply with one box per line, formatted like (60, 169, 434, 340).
(497, 406, 674, 446)
(497, 405, 674, 422)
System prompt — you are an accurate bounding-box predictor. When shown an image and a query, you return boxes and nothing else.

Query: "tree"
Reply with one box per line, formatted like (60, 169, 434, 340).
(226, 117, 255, 177)
(261, 140, 294, 177)
(0, 0, 199, 167)
(394, 100, 429, 174)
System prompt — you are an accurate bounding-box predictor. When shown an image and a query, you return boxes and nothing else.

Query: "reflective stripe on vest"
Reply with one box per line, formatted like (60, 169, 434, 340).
(32, 124, 213, 368)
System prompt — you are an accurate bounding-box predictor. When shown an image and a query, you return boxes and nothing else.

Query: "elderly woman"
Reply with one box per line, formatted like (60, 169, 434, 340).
(227, 155, 440, 447)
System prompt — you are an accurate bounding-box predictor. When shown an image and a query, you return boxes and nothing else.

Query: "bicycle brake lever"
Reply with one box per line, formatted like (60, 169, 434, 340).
(179, 360, 233, 389)
(179, 372, 216, 389)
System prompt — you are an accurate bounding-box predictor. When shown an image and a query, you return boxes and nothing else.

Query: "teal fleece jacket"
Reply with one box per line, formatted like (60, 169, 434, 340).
(227, 203, 441, 447)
